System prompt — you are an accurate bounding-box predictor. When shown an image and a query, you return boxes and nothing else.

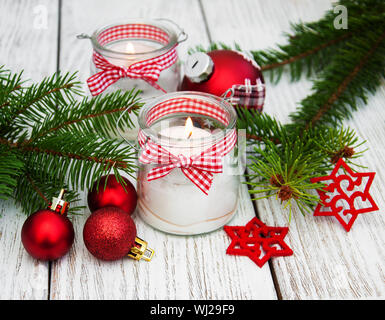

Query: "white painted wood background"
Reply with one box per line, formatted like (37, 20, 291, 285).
(0, 0, 384, 300)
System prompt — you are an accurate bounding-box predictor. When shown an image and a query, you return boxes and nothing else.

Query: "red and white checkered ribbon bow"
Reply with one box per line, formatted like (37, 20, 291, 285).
(138, 97, 237, 195)
(87, 24, 178, 96)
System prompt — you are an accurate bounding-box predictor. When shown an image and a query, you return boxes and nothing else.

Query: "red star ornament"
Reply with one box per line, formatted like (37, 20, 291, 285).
(311, 158, 378, 232)
(224, 217, 293, 268)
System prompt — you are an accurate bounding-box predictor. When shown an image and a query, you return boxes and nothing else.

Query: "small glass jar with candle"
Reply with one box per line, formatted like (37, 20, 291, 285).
(79, 19, 186, 97)
(119, 92, 241, 235)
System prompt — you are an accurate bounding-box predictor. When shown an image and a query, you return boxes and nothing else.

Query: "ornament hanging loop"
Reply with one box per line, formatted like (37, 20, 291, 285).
(221, 88, 235, 103)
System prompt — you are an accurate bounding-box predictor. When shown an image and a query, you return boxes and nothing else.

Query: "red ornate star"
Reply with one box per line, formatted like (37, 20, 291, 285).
(311, 158, 378, 232)
(224, 217, 293, 268)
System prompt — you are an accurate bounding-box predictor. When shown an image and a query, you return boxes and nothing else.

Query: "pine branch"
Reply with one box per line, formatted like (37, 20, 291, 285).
(0, 72, 82, 133)
(25, 173, 49, 205)
(245, 122, 366, 216)
(253, 0, 385, 81)
(27, 89, 142, 142)
(259, 32, 352, 72)
(247, 139, 327, 218)
(237, 108, 283, 145)
(0, 146, 24, 200)
(0, 66, 141, 214)
(15, 169, 83, 215)
(0, 131, 136, 190)
(300, 29, 385, 129)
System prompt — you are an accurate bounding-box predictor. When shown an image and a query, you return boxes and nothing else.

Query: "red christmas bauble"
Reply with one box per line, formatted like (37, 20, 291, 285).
(21, 209, 74, 261)
(180, 50, 265, 110)
(87, 175, 137, 215)
(83, 207, 137, 261)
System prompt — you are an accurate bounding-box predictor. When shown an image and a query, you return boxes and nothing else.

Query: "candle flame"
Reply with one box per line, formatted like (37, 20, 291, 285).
(184, 117, 193, 139)
(125, 42, 135, 54)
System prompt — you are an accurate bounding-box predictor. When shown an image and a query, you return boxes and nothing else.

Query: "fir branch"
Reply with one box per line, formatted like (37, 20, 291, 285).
(15, 169, 83, 215)
(27, 89, 142, 142)
(0, 72, 82, 132)
(247, 139, 326, 218)
(0, 146, 24, 200)
(0, 133, 135, 182)
(302, 29, 385, 129)
(259, 32, 352, 72)
(25, 173, 49, 205)
(0, 67, 140, 214)
(314, 126, 367, 166)
(237, 108, 283, 145)
(25, 131, 136, 191)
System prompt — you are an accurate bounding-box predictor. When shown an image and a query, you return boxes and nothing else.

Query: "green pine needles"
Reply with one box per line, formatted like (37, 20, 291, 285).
(0, 67, 141, 214)
(197, 0, 385, 217)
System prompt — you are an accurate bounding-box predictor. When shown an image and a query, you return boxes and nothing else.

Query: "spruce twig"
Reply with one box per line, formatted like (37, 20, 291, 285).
(305, 29, 385, 129)
(0, 67, 140, 214)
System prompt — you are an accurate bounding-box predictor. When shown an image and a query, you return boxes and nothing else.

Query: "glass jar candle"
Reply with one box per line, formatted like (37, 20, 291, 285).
(119, 92, 241, 235)
(79, 19, 187, 97)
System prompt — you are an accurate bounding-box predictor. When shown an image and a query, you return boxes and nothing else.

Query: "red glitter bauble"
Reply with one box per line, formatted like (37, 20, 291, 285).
(21, 209, 74, 261)
(180, 50, 264, 98)
(87, 175, 137, 215)
(83, 207, 137, 261)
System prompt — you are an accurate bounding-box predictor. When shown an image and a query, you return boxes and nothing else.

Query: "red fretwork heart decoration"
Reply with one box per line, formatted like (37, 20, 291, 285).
(311, 158, 378, 232)
(224, 217, 293, 268)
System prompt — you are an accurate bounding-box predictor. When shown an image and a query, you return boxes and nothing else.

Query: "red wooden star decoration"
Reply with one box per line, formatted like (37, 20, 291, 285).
(311, 158, 378, 232)
(223, 217, 293, 268)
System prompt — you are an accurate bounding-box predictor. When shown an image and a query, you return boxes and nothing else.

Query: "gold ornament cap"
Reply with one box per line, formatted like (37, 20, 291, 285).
(49, 189, 69, 215)
(128, 237, 154, 262)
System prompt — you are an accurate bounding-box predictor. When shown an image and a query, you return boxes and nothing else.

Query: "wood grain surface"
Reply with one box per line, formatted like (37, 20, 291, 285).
(0, 0, 58, 299)
(0, 0, 384, 300)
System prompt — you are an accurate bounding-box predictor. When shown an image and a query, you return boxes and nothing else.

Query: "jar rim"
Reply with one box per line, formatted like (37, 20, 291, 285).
(90, 19, 179, 58)
(137, 91, 237, 147)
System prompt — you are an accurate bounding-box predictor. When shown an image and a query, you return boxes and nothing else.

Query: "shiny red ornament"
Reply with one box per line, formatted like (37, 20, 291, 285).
(87, 175, 137, 215)
(224, 217, 293, 268)
(83, 207, 137, 261)
(21, 190, 74, 261)
(311, 158, 378, 232)
(180, 50, 265, 110)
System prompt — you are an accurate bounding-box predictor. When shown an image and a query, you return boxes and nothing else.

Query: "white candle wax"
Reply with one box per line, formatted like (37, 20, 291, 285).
(106, 41, 159, 67)
(137, 121, 239, 235)
(158, 124, 212, 157)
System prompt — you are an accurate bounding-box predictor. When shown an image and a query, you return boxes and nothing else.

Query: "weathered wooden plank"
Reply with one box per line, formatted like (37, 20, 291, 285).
(0, 0, 58, 299)
(202, 0, 385, 299)
(51, 0, 277, 299)
(0, 0, 58, 81)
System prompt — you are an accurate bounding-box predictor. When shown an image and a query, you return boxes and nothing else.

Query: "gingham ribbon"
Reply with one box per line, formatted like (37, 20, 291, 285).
(87, 24, 178, 96)
(138, 97, 237, 195)
(228, 78, 265, 111)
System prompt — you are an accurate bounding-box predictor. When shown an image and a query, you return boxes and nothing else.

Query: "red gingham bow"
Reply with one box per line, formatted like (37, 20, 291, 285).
(86, 24, 178, 96)
(138, 97, 237, 195)
(139, 129, 237, 195)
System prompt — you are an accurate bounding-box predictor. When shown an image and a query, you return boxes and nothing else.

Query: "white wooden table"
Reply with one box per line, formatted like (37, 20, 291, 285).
(1, 0, 384, 300)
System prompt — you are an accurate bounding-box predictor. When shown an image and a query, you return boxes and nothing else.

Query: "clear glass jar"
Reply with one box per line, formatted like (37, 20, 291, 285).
(130, 92, 240, 235)
(83, 19, 186, 97)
